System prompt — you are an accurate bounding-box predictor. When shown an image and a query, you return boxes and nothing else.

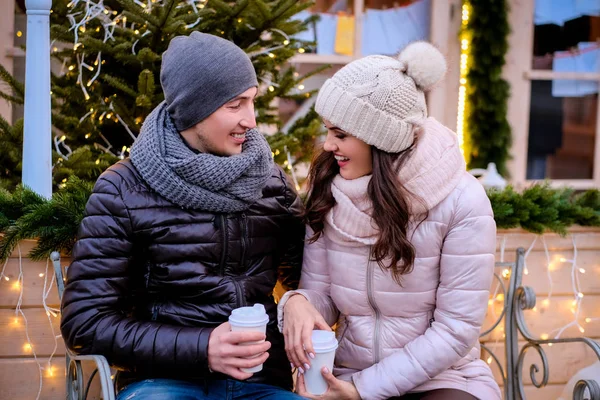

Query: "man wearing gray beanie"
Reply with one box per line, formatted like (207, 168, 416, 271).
(61, 32, 305, 400)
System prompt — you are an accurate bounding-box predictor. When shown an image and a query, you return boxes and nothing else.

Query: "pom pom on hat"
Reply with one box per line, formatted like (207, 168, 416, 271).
(397, 41, 446, 91)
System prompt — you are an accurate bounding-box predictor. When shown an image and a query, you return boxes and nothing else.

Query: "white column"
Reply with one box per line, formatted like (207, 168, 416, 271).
(22, 0, 52, 199)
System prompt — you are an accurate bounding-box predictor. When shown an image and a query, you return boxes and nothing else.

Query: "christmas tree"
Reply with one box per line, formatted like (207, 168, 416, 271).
(0, 0, 325, 191)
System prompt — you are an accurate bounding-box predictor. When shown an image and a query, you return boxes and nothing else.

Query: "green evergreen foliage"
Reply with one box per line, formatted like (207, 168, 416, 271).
(464, 0, 512, 176)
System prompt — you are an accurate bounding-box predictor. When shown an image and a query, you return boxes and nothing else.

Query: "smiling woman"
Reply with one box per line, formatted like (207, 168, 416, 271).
(322, 119, 373, 180)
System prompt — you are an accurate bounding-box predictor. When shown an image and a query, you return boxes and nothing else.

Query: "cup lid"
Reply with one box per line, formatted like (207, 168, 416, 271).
(229, 304, 269, 327)
(311, 330, 338, 353)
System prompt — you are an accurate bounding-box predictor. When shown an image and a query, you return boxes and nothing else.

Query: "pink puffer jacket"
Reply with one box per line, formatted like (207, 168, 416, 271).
(278, 118, 501, 400)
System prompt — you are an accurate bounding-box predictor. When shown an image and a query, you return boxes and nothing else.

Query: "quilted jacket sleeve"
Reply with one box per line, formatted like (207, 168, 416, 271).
(276, 169, 305, 292)
(60, 170, 213, 374)
(352, 178, 496, 399)
(277, 227, 339, 332)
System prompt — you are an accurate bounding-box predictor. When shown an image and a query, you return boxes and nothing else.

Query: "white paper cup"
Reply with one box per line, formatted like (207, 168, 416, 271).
(229, 304, 269, 373)
(303, 330, 338, 395)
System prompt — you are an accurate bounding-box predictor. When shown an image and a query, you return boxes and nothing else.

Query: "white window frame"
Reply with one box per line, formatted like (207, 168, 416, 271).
(290, 0, 462, 128)
(506, 0, 600, 189)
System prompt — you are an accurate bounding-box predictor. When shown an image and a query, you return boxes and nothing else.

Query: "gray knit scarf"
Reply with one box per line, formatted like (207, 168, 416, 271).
(130, 101, 273, 212)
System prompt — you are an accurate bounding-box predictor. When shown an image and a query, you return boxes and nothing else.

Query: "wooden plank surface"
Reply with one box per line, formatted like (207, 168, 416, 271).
(492, 250, 600, 295)
(0, 309, 64, 357)
(481, 295, 600, 341)
(481, 340, 600, 385)
(495, 232, 600, 252)
(0, 255, 67, 307)
(0, 357, 102, 400)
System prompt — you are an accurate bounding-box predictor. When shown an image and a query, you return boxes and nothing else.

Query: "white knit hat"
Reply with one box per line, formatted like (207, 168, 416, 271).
(315, 41, 447, 153)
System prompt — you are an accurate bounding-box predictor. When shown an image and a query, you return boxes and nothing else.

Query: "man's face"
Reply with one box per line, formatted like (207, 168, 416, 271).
(180, 87, 258, 156)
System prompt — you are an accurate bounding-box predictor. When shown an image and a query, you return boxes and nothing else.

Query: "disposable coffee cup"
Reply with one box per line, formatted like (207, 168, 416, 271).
(303, 330, 338, 395)
(229, 304, 270, 373)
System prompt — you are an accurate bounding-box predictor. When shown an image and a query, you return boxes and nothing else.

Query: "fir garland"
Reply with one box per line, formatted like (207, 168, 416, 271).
(464, 0, 512, 176)
(1, 181, 598, 262)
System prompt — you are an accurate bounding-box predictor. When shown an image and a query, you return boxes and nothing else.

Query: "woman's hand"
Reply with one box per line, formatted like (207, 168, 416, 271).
(283, 294, 331, 372)
(296, 367, 361, 400)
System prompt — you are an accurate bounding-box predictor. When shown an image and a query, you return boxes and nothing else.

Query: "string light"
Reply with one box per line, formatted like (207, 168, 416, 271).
(2, 246, 63, 400)
(456, 2, 470, 158)
(489, 233, 599, 351)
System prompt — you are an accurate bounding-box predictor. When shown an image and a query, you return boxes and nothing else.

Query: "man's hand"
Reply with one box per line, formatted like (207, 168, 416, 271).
(207, 322, 271, 380)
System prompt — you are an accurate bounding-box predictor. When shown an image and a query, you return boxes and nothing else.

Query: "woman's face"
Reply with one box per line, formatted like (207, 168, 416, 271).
(322, 119, 373, 180)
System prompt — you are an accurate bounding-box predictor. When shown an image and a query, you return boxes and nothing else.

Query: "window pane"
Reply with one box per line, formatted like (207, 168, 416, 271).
(532, 2, 600, 72)
(527, 80, 597, 180)
(298, 0, 431, 56)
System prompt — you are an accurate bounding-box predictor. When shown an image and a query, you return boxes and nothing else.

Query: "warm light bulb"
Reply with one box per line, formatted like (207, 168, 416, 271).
(524, 268, 529, 275)
(268, 86, 275, 92)
(586, 317, 592, 323)
(488, 299, 494, 306)
(579, 268, 586, 274)
(501, 269, 510, 279)
(298, 48, 305, 54)
(298, 85, 305, 90)
(486, 356, 492, 364)
(548, 343, 553, 347)
(542, 299, 550, 307)
(579, 326, 585, 333)
(23, 343, 32, 352)
(95, 159, 100, 165)
(39, 273, 44, 277)
(540, 333, 549, 340)
(284, 40, 290, 45)
(4, 276, 9, 281)
(12, 282, 20, 290)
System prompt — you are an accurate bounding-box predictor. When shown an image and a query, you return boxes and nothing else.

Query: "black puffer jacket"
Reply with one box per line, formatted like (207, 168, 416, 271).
(60, 158, 304, 390)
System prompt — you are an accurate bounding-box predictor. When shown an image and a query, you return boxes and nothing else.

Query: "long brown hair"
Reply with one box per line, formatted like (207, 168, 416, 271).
(304, 138, 426, 285)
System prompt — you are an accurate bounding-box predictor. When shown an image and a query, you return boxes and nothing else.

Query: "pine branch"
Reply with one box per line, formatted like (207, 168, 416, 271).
(100, 74, 139, 98)
(117, 0, 161, 27)
(0, 63, 25, 100)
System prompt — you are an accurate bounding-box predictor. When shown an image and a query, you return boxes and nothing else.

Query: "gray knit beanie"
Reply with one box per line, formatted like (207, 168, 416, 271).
(315, 41, 447, 153)
(160, 32, 258, 131)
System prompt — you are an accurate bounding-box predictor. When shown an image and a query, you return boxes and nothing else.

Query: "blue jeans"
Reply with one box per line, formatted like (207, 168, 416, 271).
(117, 378, 306, 400)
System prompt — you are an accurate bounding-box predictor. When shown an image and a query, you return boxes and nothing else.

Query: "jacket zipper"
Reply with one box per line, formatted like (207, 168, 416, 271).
(151, 301, 160, 321)
(366, 248, 382, 364)
(219, 214, 228, 276)
(240, 213, 247, 270)
(233, 279, 246, 308)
